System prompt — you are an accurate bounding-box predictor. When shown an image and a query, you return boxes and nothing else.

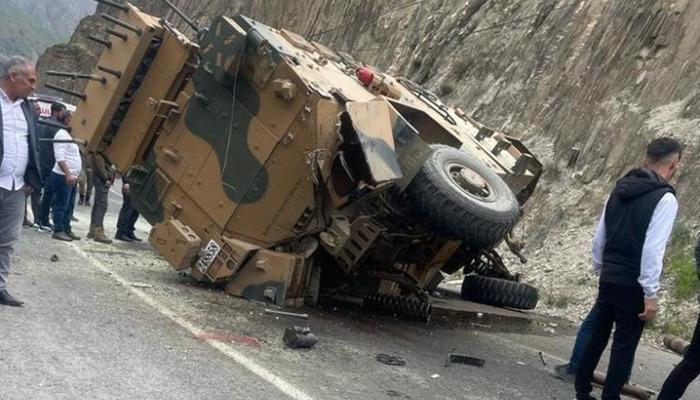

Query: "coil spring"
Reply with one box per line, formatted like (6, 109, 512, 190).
(364, 293, 431, 321)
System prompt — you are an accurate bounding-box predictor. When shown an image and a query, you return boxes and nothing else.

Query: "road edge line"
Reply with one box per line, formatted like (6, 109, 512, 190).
(69, 243, 317, 400)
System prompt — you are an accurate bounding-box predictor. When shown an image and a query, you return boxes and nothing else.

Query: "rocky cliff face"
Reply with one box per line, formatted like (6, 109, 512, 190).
(38, 0, 700, 331)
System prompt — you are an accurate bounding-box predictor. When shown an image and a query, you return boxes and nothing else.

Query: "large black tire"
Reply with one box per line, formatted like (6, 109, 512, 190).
(460, 275, 538, 310)
(406, 145, 519, 248)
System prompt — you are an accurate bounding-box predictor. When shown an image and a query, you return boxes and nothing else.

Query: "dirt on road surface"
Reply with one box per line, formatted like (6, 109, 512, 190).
(1, 188, 697, 400)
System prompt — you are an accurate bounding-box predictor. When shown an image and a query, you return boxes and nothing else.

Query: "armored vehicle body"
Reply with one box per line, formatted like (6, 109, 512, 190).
(59, 1, 542, 319)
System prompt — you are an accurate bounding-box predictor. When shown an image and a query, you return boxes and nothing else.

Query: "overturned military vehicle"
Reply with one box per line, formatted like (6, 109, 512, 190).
(57, 0, 542, 320)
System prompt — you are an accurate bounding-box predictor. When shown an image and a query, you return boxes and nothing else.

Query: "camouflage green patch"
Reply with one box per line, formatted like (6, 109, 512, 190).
(185, 22, 268, 204)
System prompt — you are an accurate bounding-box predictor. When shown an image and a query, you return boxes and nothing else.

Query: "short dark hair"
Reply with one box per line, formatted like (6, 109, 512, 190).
(646, 137, 682, 163)
(50, 102, 66, 114)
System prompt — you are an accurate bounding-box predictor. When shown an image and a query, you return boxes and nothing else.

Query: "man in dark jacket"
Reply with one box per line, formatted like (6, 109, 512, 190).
(575, 137, 682, 400)
(656, 238, 700, 399)
(0, 56, 42, 307)
(34, 102, 65, 231)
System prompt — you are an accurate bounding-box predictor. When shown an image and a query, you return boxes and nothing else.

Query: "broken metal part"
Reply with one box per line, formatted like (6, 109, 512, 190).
(44, 83, 87, 101)
(376, 353, 406, 366)
(283, 326, 318, 349)
(88, 34, 113, 49)
(46, 71, 107, 85)
(505, 234, 527, 264)
(106, 28, 128, 41)
(444, 353, 485, 367)
(97, 65, 123, 79)
(463, 248, 519, 281)
(592, 371, 654, 400)
(264, 308, 309, 319)
(94, 0, 129, 12)
(664, 335, 689, 356)
(319, 216, 383, 273)
(101, 14, 143, 36)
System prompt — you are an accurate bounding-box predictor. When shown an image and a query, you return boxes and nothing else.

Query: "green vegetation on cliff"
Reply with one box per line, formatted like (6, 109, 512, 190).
(0, 0, 63, 60)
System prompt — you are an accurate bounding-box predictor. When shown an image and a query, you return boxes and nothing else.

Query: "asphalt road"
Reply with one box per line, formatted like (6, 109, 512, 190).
(1, 188, 698, 400)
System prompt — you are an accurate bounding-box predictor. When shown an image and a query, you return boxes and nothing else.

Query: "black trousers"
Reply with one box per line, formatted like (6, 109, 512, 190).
(116, 193, 139, 235)
(575, 282, 645, 400)
(657, 313, 700, 400)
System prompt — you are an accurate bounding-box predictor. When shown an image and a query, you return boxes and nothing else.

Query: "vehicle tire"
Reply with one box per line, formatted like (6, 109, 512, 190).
(460, 275, 538, 310)
(406, 145, 519, 248)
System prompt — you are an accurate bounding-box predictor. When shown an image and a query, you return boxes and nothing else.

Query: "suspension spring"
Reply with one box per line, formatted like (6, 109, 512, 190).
(363, 293, 431, 321)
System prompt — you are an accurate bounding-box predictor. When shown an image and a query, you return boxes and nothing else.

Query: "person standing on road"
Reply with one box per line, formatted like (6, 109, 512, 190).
(49, 111, 81, 242)
(115, 175, 142, 242)
(656, 237, 700, 399)
(575, 138, 682, 400)
(87, 150, 114, 244)
(36, 102, 66, 232)
(0, 56, 42, 307)
(77, 150, 93, 206)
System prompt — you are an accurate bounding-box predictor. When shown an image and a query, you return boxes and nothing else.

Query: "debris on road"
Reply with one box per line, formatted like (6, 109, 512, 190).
(444, 352, 485, 367)
(283, 326, 318, 349)
(591, 371, 655, 400)
(430, 374, 440, 379)
(130, 283, 154, 289)
(663, 335, 689, 356)
(376, 353, 406, 366)
(50, 254, 59, 262)
(538, 351, 547, 366)
(264, 309, 309, 319)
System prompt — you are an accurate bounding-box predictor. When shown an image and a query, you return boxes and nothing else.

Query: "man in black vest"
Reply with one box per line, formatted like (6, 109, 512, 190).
(36, 102, 66, 232)
(0, 56, 42, 307)
(575, 137, 682, 400)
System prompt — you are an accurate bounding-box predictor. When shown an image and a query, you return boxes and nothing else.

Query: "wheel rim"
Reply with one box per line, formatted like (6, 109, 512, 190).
(445, 161, 495, 202)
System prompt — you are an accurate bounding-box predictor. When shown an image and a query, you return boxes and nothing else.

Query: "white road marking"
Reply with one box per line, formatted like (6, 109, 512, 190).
(69, 243, 317, 400)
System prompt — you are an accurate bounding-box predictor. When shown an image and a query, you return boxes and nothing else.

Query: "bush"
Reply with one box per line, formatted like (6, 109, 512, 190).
(665, 224, 700, 300)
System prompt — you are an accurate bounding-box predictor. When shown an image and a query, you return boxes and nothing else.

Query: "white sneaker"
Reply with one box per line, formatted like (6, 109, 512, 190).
(36, 224, 53, 233)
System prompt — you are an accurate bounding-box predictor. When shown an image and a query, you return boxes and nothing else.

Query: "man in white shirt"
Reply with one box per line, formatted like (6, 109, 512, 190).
(0, 56, 41, 307)
(575, 138, 682, 400)
(48, 111, 81, 242)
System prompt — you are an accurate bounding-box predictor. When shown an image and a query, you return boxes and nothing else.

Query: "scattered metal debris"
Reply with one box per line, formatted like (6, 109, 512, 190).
(376, 353, 406, 366)
(592, 371, 655, 400)
(264, 309, 309, 319)
(445, 352, 485, 367)
(50, 254, 59, 262)
(430, 374, 440, 379)
(283, 326, 318, 349)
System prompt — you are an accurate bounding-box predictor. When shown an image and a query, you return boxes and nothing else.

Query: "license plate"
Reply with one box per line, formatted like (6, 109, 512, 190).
(195, 239, 221, 273)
